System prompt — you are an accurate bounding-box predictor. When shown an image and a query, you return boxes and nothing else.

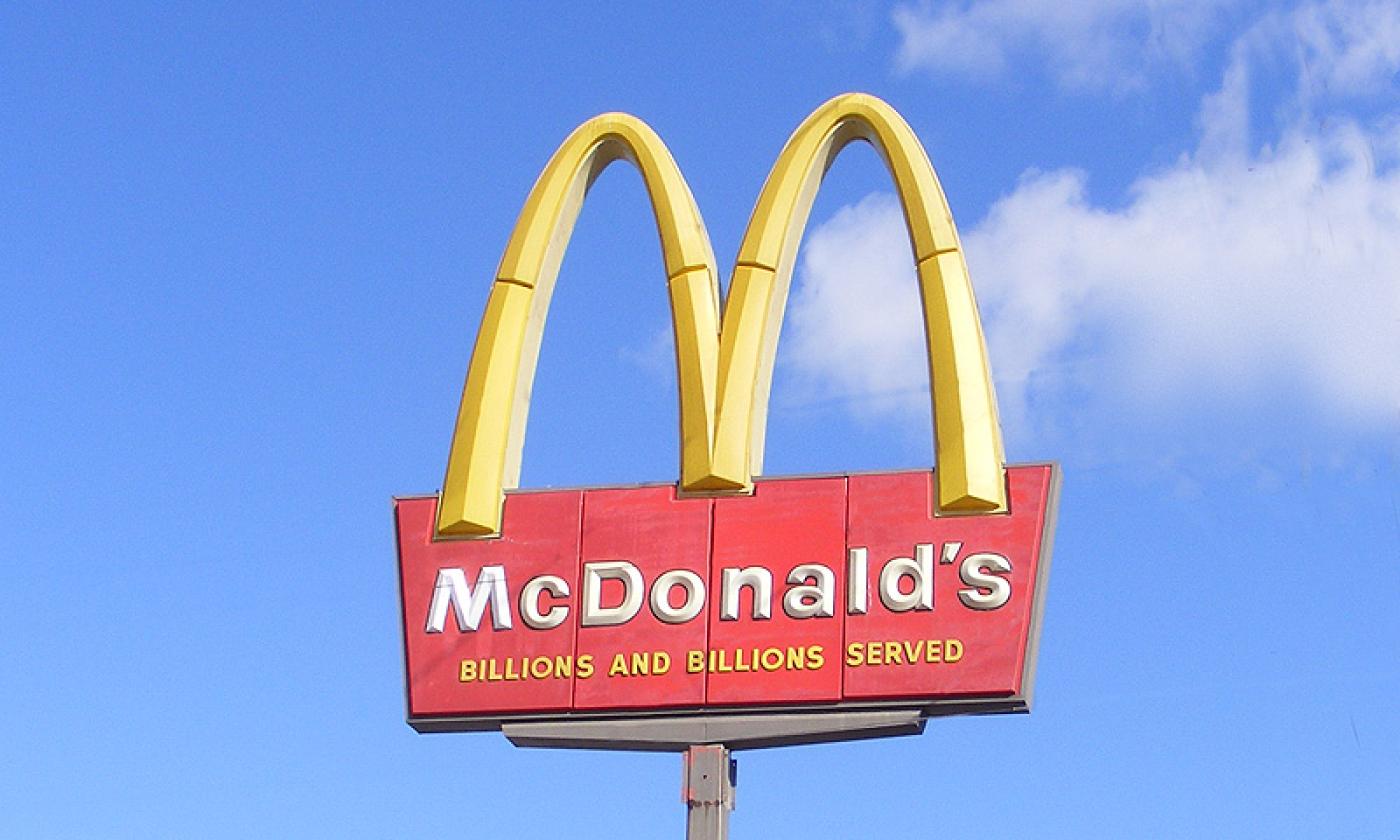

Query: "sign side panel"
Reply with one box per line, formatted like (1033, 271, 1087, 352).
(1016, 463, 1061, 709)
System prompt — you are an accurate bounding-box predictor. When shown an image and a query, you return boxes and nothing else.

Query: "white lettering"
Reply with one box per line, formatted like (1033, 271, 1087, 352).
(847, 547, 869, 615)
(958, 552, 1012, 610)
(520, 574, 570, 629)
(878, 544, 934, 612)
(720, 566, 772, 621)
(581, 561, 644, 627)
(425, 566, 512, 632)
(649, 569, 706, 624)
(784, 563, 835, 619)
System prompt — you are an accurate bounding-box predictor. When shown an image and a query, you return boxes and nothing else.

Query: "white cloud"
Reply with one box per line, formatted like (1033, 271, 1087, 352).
(787, 0, 1400, 440)
(892, 0, 1235, 91)
(784, 194, 929, 419)
(1290, 0, 1400, 96)
(619, 324, 675, 381)
(972, 113, 1400, 427)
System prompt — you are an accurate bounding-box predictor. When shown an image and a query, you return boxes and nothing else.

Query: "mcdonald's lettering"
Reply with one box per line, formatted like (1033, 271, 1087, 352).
(395, 94, 1059, 733)
(425, 544, 1014, 635)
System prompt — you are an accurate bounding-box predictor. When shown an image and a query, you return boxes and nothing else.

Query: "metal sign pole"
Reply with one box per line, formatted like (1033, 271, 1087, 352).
(683, 745, 735, 840)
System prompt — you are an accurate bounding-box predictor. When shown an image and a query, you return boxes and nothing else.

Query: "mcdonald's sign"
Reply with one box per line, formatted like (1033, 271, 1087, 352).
(394, 94, 1059, 743)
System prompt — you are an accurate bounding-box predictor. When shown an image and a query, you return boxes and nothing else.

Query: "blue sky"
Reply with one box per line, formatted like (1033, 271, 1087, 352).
(3, 2, 1397, 838)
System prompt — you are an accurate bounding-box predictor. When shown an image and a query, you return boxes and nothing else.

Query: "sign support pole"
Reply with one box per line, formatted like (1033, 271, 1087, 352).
(683, 745, 735, 840)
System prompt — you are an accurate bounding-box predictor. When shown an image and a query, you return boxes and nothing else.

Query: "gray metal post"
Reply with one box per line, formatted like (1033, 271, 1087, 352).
(683, 745, 735, 840)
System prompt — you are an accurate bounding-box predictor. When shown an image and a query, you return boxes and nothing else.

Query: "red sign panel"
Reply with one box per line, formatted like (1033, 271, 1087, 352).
(574, 485, 710, 711)
(395, 465, 1058, 731)
(707, 477, 846, 706)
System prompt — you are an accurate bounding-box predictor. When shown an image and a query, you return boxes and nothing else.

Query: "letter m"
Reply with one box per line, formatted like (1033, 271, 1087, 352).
(425, 566, 513, 633)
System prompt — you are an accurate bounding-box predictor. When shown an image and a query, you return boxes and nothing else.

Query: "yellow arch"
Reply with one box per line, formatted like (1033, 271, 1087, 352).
(436, 114, 723, 536)
(710, 93, 1007, 513)
(438, 94, 1007, 537)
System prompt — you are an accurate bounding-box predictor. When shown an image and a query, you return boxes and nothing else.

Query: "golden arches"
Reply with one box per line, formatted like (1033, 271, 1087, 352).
(437, 94, 1007, 538)
(436, 114, 723, 537)
(710, 92, 1006, 513)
